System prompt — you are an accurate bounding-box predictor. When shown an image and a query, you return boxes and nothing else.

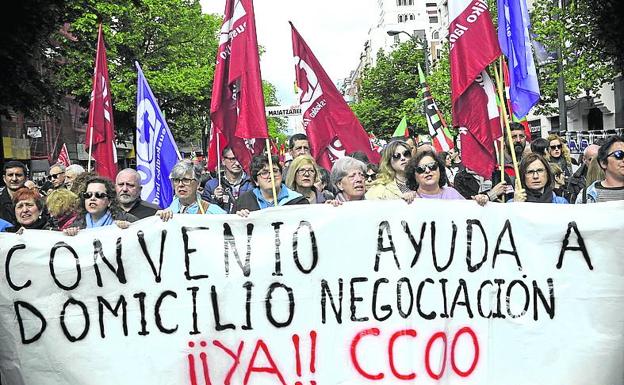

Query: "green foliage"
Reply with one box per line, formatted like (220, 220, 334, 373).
(53, 0, 221, 142)
(263, 81, 287, 143)
(0, 0, 77, 118)
(353, 40, 454, 139)
(352, 40, 424, 139)
(530, 0, 619, 115)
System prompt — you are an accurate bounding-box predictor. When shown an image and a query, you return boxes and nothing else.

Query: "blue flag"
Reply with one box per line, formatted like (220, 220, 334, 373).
(498, 0, 540, 118)
(135, 62, 180, 209)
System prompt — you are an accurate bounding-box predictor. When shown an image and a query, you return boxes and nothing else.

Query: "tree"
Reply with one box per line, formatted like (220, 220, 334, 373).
(52, 0, 221, 143)
(0, 0, 77, 118)
(530, 0, 619, 115)
(352, 40, 425, 139)
(352, 40, 453, 140)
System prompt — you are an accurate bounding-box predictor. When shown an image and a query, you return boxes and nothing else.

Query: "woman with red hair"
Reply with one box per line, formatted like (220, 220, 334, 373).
(7, 187, 52, 233)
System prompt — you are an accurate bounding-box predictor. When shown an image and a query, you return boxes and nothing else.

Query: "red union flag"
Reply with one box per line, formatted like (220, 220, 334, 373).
(56, 143, 71, 167)
(209, 0, 267, 172)
(290, 22, 380, 170)
(449, 0, 501, 178)
(456, 71, 501, 177)
(449, 0, 501, 102)
(85, 23, 117, 180)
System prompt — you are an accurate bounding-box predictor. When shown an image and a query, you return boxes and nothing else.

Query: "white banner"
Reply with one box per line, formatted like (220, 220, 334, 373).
(1, 200, 623, 385)
(266, 105, 302, 117)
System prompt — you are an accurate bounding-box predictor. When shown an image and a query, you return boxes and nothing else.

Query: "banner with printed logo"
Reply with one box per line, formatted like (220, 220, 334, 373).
(1, 200, 623, 385)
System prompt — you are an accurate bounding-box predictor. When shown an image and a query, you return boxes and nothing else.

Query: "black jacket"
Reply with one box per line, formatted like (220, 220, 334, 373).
(126, 199, 160, 219)
(234, 188, 308, 212)
(564, 164, 587, 204)
(0, 187, 17, 226)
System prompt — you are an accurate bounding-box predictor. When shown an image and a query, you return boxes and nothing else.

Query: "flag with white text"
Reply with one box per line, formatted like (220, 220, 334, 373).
(135, 62, 181, 209)
(209, 0, 267, 172)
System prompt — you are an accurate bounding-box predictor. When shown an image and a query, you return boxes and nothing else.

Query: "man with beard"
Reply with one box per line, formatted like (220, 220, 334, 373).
(202, 147, 254, 213)
(115, 168, 159, 219)
(0, 161, 28, 226)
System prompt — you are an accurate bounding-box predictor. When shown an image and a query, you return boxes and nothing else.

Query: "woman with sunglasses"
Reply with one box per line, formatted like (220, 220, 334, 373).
(365, 140, 417, 201)
(511, 153, 569, 204)
(547, 134, 572, 180)
(64, 176, 137, 236)
(405, 150, 470, 201)
(285, 155, 331, 204)
(157, 160, 226, 221)
(576, 135, 624, 203)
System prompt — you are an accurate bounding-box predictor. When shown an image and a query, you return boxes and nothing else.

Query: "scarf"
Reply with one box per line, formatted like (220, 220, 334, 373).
(86, 210, 114, 228)
(526, 185, 554, 203)
(168, 193, 205, 214)
(56, 211, 79, 230)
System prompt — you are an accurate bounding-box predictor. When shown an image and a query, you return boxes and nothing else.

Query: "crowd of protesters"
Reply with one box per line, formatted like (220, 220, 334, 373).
(1, 128, 623, 234)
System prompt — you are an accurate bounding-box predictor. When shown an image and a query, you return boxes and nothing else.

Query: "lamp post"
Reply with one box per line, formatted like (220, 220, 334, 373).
(387, 29, 429, 74)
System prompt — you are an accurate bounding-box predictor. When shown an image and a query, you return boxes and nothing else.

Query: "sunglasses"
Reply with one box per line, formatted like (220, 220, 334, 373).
(415, 162, 439, 174)
(550, 144, 562, 150)
(81, 191, 109, 199)
(392, 150, 412, 160)
(366, 172, 377, 181)
(48, 172, 64, 180)
(608, 150, 624, 160)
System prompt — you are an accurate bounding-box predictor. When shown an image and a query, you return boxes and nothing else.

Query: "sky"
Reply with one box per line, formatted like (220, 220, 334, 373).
(199, 0, 378, 113)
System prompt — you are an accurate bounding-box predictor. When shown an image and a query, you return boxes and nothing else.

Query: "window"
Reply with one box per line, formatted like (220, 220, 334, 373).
(429, 16, 439, 23)
(432, 31, 439, 40)
(409, 13, 415, 20)
(398, 14, 404, 22)
(408, 0, 414, 4)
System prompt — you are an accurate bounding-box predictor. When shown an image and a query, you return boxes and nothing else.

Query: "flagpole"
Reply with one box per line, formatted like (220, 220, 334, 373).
(497, 59, 506, 202)
(493, 56, 521, 188)
(265, 138, 278, 207)
(216, 128, 222, 188)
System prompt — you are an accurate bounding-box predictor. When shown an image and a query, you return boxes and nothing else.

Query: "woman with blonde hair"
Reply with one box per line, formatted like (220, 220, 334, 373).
(46, 188, 80, 230)
(285, 155, 330, 204)
(365, 140, 416, 201)
(547, 134, 572, 180)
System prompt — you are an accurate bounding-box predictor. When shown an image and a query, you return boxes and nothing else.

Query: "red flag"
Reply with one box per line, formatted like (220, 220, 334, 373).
(209, 0, 268, 172)
(85, 23, 117, 180)
(57, 143, 71, 167)
(455, 71, 501, 177)
(449, 0, 501, 178)
(290, 22, 380, 170)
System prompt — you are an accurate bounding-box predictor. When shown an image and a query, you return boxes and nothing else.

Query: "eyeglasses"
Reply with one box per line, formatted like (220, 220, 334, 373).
(391, 150, 412, 160)
(608, 150, 624, 160)
(296, 168, 316, 176)
(258, 168, 281, 178)
(526, 168, 546, 176)
(415, 162, 439, 174)
(549, 144, 562, 150)
(81, 191, 109, 199)
(172, 178, 195, 186)
(48, 172, 65, 180)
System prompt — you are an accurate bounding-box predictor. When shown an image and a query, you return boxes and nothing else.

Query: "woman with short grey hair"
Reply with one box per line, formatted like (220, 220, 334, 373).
(156, 160, 225, 221)
(330, 157, 367, 202)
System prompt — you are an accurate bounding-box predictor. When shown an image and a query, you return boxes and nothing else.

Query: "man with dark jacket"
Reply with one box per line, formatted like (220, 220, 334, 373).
(202, 147, 254, 213)
(564, 144, 599, 203)
(0, 161, 28, 226)
(115, 168, 160, 219)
